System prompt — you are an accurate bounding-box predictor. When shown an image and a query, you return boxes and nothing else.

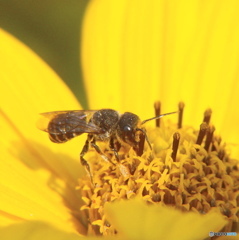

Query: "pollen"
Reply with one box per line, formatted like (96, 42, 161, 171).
(78, 102, 239, 235)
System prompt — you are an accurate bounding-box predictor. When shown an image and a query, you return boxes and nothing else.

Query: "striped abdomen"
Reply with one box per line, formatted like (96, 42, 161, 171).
(49, 131, 81, 143)
(47, 114, 86, 143)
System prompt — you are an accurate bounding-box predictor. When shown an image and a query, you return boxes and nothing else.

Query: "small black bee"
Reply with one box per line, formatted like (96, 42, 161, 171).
(38, 109, 176, 178)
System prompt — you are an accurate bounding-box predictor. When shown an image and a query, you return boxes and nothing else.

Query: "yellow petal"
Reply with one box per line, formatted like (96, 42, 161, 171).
(0, 29, 86, 232)
(82, 0, 128, 110)
(0, 152, 82, 233)
(82, 1, 239, 158)
(0, 221, 85, 240)
(0, 28, 88, 178)
(0, 28, 85, 160)
(105, 198, 227, 240)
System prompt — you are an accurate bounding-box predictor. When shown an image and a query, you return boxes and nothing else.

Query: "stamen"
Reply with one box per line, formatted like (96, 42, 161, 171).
(204, 125, 215, 151)
(196, 123, 208, 145)
(171, 132, 180, 161)
(203, 108, 212, 124)
(154, 101, 161, 127)
(133, 131, 146, 156)
(178, 102, 185, 129)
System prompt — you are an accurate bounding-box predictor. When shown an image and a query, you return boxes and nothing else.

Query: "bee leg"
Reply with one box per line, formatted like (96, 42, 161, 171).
(80, 135, 93, 182)
(109, 137, 121, 162)
(91, 138, 116, 166)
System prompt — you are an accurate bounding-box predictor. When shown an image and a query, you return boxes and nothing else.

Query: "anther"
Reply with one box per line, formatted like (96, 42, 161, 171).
(203, 109, 212, 124)
(196, 123, 208, 145)
(154, 101, 161, 127)
(178, 102, 185, 129)
(204, 125, 215, 151)
(171, 132, 180, 161)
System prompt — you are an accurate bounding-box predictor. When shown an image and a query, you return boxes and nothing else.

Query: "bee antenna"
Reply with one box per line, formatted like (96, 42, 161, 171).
(141, 111, 178, 125)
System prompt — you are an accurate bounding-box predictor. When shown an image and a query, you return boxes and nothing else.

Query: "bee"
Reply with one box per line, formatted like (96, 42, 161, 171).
(37, 109, 176, 179)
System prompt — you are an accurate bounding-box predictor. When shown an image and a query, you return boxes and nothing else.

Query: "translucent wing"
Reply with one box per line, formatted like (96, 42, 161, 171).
(37, 110, 103, 135)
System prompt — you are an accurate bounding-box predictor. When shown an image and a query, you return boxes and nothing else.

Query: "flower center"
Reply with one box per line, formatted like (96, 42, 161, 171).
(78, 102, 239, 235)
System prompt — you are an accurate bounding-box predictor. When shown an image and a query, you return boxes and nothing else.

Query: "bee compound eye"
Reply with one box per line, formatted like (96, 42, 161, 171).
(123, 125, 132, 132)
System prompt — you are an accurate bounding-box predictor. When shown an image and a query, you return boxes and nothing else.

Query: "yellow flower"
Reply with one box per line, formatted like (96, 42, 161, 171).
(1, 0, 239, 239)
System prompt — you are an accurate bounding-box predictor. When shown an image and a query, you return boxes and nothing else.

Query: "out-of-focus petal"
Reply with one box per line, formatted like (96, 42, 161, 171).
(105, 198, 227, 240)
(0, 29, 86, 176)
(82, 1, 239, 158)
(0, 29, 86, 232)
(0, 221, 87, 240)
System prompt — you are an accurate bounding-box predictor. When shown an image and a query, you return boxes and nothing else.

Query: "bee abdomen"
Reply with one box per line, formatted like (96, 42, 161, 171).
(49, 132, 78, 143)
(47, 114, 83, 143)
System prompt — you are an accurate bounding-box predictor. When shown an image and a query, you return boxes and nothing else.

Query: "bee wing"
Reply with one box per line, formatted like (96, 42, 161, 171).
(37, 110, 103, 134)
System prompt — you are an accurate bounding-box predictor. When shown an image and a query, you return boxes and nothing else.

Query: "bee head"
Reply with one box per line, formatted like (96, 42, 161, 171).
(117, 111, 177, 151)
(117, 112, 142, 147)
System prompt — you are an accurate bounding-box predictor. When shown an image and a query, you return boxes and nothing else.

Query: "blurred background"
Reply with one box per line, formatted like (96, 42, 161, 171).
(0, 0, 89, 108)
